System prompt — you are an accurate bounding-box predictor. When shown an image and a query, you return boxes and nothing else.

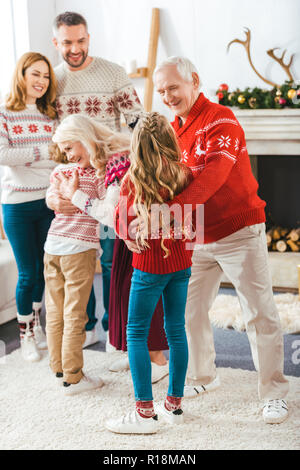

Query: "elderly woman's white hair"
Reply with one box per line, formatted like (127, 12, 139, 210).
(154, 56, 201, 89)
(53, 114, 100, 158)
(52, 113, 131, 175)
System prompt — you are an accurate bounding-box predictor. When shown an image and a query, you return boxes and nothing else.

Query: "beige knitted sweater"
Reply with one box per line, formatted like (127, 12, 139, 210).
(55, 57, 143, 131)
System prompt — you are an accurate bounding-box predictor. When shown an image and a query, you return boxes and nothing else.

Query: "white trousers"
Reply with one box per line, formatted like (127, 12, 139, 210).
(185, 223, 289, 400)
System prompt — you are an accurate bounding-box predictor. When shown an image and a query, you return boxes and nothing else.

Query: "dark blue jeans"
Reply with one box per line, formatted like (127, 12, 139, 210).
(96, 224, 115, 332)
(2, 199, 54, 316)
(127, 267, 191, 401)
(85, 225, 115, 332)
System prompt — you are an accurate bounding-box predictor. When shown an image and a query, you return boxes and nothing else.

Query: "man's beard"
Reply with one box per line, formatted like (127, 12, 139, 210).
(63, 51, 88, 68)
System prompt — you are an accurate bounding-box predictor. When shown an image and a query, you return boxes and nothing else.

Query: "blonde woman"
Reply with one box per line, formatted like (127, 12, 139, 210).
(0, 52, 57, 362)
(105, 112, 193, 434)
(44, 114, 129, 394)
(51, 113, 169, 384)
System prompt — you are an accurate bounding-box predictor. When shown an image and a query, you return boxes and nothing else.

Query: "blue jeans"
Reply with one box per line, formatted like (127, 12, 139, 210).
(2, 199, 54, 316)
(98, 224, 115, 331)
(85, 225, 115, 331)
(127, 267, 191, 401)
(85, 286, 96, 331)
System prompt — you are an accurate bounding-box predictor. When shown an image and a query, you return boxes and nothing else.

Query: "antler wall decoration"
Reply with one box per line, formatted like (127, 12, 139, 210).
(227, 28, 295, 88)
(266, 48, 295, 82)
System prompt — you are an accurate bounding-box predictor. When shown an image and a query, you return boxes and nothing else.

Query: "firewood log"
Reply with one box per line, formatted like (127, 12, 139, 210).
(287, 228, 300, 242)
(276, 240, 288, 252)
(272, 227, 282, 240)
(286, 239, 299, 252)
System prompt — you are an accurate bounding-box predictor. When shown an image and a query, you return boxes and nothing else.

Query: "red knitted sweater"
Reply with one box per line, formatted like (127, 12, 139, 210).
(115, 168, 194, 274)
(171, 93, 266, 243)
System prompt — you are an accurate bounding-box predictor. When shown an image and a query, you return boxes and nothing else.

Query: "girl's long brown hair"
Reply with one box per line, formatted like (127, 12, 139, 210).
(128, 112, 190, 256)
(5, 52, 57, 120)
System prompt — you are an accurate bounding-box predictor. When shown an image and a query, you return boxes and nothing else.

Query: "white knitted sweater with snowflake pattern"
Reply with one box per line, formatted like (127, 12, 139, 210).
(55, 57, 143, 131)
(0, 104, 57, 204)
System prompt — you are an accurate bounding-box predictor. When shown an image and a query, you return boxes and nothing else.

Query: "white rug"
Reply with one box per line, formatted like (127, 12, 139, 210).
(0, 349, 299, 450)
(209, 293, 300, 334)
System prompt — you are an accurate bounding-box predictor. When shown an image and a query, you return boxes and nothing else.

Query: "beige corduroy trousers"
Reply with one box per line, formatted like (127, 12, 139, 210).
(44, 249, 96, 384)
(185, 223, 289, 400)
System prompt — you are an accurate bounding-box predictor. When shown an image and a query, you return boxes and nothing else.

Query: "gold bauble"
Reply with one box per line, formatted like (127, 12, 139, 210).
(237, 94, 246, 104)
(287, 89, 297, 100)
(274, 96, 280, 103)
(228, 93, 235, 101)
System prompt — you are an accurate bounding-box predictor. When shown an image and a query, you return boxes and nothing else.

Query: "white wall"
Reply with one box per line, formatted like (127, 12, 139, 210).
(0, 1, 17, 102)
(27, 0, 57, 65)
(12, 0, 300, 116)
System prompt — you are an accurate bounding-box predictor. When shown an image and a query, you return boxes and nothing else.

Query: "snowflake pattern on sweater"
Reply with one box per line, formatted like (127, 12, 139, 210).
(0, 105, 57, 203)
(171, 93, 266, 243)
(46, 165, 106, 249)
(54, 57, 143, 132)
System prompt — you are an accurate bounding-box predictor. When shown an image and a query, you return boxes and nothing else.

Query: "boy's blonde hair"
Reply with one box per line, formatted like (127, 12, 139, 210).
(5, 52, 57, 120)
(128, 112, 189, 256)
(51, 114, 131, 177)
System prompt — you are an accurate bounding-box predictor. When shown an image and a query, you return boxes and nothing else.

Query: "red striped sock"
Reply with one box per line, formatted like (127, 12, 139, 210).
(165, 396, 182, 412)
(136, 400, 155, 419)
(18, 320, 34, 339)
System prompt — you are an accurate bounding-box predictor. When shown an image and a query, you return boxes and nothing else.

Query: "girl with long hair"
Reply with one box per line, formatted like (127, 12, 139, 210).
(0, 52, 57, 362)
(105, 112, 193, 434)
(52, 113, 169, 382)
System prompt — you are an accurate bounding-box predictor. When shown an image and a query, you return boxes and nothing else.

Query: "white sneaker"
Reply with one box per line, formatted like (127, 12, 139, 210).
(105, 336, 117, 353)
(83, 328, 99, 348)
(155, 401, 184, 424)
(33, 325, 47, 350)
(263, 399, 289, 424)
(109, 356, 130, 372)
(184, 375, 220, 398)
(105, 409, 158, 434)
(151, 362, 169, 384)
(63, 375, 104, 396)
(20, 333, 41, 362)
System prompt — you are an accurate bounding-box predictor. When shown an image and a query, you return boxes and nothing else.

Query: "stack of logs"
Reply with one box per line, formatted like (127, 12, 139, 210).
(266, 227, 300, 252)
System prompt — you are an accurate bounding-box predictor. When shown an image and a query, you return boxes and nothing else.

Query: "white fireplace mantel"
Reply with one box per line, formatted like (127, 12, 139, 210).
(220, 108, 300, 292)
(231, 108, 300, 155)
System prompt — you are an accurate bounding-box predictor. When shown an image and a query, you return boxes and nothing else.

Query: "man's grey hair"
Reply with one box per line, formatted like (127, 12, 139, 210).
(154, 56, 201, 88)
(53, 11, 88, 37)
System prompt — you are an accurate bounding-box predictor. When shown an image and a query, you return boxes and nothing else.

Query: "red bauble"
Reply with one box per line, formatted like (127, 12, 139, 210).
(218, 83, 229, 91)
(217, 92, 224, 101)
(279, 98, 286, 105)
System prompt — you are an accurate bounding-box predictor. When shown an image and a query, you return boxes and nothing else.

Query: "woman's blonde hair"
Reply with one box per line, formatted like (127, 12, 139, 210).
(128, 112, 189, 256)
(51, 114, 131, 177)
(5, 52, 57, 120)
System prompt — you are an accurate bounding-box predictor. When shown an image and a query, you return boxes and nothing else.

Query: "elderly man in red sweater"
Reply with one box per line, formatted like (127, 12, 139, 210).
(153, 56, 289, 424)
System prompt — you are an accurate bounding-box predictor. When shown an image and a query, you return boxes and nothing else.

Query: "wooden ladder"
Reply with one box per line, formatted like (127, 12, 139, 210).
(128, 8, 160, 112)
